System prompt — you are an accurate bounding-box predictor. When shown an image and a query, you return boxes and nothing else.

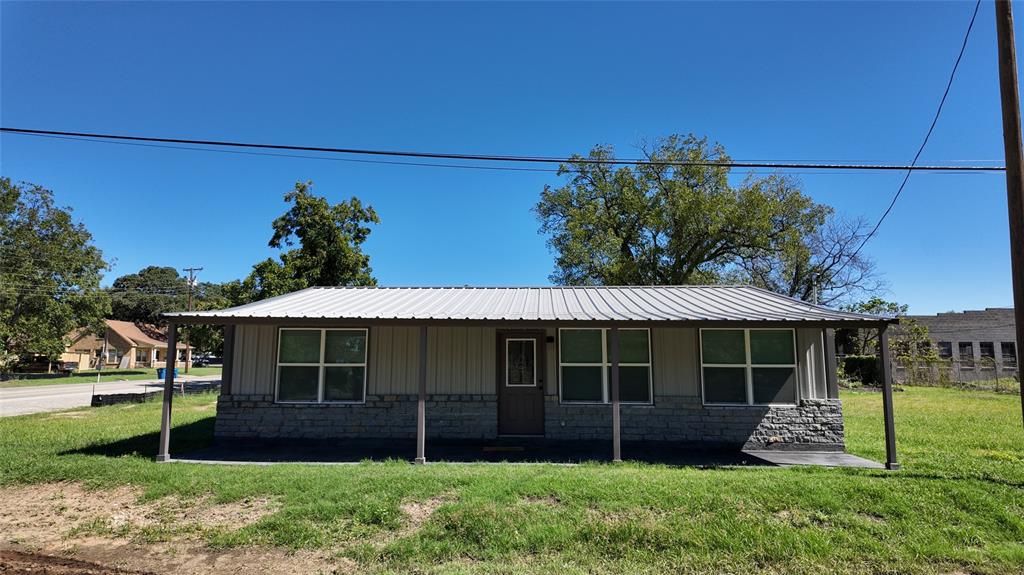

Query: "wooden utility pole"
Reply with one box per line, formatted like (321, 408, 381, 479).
(181, 266, 203, 375)
(994, 0, 1024, 428)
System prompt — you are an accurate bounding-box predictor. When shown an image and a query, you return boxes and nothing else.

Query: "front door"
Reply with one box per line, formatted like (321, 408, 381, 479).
(498, 331, 545, 436)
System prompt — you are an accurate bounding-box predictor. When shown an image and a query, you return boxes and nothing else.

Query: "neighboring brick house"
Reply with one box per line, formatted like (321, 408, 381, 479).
(906, 308, 1018, 381)
(62, 319, 192, 370)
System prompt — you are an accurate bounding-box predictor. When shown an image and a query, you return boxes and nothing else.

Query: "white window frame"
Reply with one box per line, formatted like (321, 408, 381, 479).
(557, 328, 653, 405)
(275, 328, 368, 404)
(505, 338, 538, 387)
(699, 328, 799, 407)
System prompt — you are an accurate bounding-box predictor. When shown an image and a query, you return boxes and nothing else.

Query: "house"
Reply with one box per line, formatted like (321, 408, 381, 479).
(904, 308, 1018, 381)
(62, 319, 192, 370)
(159, 286, 898, 467)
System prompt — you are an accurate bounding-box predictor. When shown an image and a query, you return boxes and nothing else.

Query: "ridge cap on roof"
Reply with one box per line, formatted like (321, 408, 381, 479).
(307, 284, 755, 289)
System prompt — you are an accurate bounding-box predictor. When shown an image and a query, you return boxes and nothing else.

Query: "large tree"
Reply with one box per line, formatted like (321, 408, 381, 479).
(109, 266, 230, 354)
(535, 134, 828, 286)
(0, 179, 110, 369)
(109, 266, 190, 324)
(227, 181, 379, 304)
(734, 214, 883, 306)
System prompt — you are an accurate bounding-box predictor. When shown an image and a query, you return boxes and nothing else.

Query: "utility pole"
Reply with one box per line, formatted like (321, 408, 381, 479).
(994, 0, 1024, 428)
(181, 266, 203, 375)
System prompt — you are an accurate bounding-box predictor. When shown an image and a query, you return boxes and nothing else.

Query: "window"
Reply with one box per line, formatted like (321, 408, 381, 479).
(106, 349, 120, 363)
(558, 328, 651, 404)
(276, 328, 368, 403)
(937, 341, 953, 359)
(506, 339, 537, 386)
(701, 329, 797, 406)
(979, 341, 995, 369)
(958, 342, 974, 368)
(1003, 342, 1018, 367)
(135, 348, 147, 363)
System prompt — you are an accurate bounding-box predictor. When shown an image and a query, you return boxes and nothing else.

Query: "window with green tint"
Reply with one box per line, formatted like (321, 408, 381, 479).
(561, 366, 603, 401)
(701, 330, 746, 364)
(700, 328, 798, 405)
(749, 330, 795, 365)
(324, 366, 365, 402)
(702, 367, 747, 403)
(278, 366, 319, 401)
(560, 330, 603, 363)
(607, 330, 650, 363)
(279, 330, 322, 363)
(614, 366, 651, 402)
(276, 328, 368, 403)
(752, 367, 796, 404)
(324, 330, 367, 364)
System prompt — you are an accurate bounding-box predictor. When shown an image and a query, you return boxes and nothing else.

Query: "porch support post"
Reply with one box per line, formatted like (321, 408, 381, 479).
(415, 324, 427, 464)
(879, 324, 899, 470)
(610, 326, 621, 463)
(221, 325, 235, 395)
(824, 328, 839, 399)
(156, 322, 178, 462)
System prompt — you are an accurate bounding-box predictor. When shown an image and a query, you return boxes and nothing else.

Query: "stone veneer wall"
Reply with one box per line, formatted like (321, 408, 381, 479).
(214, 393, 844, 450)
(544, 396, 845, 450)
(214, 394, 497, 440)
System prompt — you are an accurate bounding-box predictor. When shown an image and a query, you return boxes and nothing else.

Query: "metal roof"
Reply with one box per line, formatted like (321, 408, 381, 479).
(165, 286, 891, 325)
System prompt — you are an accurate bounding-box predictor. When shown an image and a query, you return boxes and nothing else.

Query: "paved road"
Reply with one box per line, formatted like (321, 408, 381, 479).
(0, 375, 221, 417)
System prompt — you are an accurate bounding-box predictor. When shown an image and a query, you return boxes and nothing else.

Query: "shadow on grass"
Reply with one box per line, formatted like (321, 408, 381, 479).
(62, 418, 216, 459)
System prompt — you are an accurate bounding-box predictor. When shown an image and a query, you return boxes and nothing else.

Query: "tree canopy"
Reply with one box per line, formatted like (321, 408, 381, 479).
(535, 134, 880, 304)
(227, 181, 379, 304)
(109, 266, 190, 324)
(0, 178, 110, 368)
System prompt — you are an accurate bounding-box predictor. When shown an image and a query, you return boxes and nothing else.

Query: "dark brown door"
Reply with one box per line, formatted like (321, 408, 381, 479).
(498, 331, 545, 436)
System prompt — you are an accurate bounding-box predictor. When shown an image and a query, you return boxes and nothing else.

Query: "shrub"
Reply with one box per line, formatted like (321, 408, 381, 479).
(841, 355, 879, 385)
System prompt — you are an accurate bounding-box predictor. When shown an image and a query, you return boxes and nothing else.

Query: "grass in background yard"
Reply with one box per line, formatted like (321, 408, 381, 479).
(0, 386, 1022, 574)
(0, 366, 222, 388)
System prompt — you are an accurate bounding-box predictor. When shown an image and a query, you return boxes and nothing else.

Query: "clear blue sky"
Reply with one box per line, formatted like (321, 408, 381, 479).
(0, 1, 1015, 315)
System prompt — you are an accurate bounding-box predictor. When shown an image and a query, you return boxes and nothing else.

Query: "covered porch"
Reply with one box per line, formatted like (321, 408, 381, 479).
(155, 286, 901, 470)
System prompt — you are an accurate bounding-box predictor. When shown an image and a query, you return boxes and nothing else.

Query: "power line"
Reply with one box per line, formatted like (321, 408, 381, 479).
(6, 132, 1005, 177)
(0, 127, 1006, 172)
(846, 0, 983, 263)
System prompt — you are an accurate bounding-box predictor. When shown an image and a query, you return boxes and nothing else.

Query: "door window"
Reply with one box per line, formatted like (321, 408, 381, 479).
(506, 338, 536, 386)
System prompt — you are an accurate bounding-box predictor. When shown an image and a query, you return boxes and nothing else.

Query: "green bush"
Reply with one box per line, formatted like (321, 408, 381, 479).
(840, 355, 879, 385)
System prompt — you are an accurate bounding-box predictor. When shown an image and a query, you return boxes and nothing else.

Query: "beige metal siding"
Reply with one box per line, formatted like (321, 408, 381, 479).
(228, 323, 828, 401)
(797, 327, 827, 399)
(651, 327, 700, 397)
(368, 326, 419, 394)
(231, 324, 277, 395)
(427, 326, 496, 394)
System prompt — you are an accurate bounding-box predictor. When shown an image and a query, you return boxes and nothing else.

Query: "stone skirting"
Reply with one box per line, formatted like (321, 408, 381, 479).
(544, 396, 845, 450)
(214, 394, 844, 450)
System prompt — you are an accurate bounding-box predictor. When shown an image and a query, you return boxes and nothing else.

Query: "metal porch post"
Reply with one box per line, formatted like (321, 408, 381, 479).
(415, 325, 427, 464)
(156, 322, 178, 462)
(610, 326, 621, 463)
(824, 328, 840, 399)
(879, 324, 899, 470)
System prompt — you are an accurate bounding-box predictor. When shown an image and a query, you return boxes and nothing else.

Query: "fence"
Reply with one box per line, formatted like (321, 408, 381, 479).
(891, 357, 1019, 392)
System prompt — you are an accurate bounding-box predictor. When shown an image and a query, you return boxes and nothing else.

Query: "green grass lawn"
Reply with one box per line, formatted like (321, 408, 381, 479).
(0, 366, 222, 388)
(0, 386, 1022, 574)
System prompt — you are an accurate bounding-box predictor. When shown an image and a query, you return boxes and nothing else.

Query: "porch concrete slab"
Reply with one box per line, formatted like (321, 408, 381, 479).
(172, 440, 884, 469)
(742, 450, 885, 469)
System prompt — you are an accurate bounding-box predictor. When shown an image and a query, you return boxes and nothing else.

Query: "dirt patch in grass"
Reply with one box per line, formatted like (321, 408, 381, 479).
(0, 548, 156, 574)
(0, 483, 343, 575)
(0, 482, 277, 537)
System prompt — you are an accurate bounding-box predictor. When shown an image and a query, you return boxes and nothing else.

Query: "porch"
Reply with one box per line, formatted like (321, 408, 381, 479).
(173, 438, 885, 468)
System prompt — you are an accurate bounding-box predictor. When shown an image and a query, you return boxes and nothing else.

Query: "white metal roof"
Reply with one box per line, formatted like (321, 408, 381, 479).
(166, 286, 890, 325)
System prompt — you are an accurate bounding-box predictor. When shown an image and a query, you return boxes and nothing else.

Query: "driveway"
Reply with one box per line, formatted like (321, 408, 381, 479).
(0, 375, 221, 417)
